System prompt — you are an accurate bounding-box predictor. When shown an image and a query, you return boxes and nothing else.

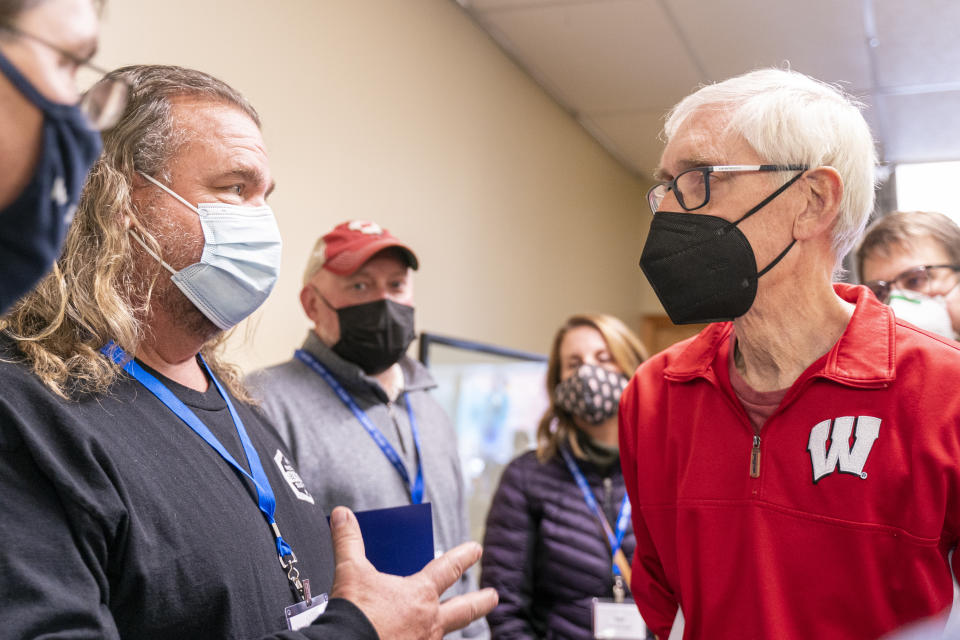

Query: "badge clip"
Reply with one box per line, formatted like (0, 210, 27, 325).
(279, 550, 305, 600)
(613, 574, 626, 604)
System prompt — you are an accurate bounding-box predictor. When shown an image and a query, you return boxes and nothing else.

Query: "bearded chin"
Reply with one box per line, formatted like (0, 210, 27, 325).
(127, 253, 220, 342)
(154, 274, 220, 341)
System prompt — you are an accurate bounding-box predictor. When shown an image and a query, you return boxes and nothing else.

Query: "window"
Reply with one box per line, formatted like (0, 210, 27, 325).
(895, 161, 960, 226)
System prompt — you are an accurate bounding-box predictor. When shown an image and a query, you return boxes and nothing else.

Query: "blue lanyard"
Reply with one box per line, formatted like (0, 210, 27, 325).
(101, 342, 306, 595)
(294, 349, 424, 504)
(560, 446, 631, 576)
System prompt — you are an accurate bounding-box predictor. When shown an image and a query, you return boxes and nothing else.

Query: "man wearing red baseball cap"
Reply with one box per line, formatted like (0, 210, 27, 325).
(250, 220, 488, 640)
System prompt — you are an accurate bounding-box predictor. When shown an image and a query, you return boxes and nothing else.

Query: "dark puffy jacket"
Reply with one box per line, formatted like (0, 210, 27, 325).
(480, 449, 636, 639)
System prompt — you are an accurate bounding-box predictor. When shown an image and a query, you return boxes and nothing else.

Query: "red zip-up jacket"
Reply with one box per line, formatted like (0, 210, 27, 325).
(619, 284, 960, 639)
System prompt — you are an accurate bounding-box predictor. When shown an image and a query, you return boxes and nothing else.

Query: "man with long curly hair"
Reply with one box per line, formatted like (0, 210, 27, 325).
(0, 64, 495, 639)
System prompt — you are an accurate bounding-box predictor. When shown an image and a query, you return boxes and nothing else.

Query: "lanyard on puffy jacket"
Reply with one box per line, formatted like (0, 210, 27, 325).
(560, 446, 632, 585)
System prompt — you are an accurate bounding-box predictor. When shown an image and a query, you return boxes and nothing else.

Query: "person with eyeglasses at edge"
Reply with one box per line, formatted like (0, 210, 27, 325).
(0, 0, 127, 314)
(619, 67, 960, 639)
(856, 210, 960, 341)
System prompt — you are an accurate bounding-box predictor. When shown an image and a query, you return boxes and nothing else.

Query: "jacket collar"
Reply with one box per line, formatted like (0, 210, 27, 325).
(664, 283, 895, 388)
(300, 331, 437, 402)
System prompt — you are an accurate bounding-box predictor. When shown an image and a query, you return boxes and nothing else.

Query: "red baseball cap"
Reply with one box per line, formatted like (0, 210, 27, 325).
(311, 220, 419, 277)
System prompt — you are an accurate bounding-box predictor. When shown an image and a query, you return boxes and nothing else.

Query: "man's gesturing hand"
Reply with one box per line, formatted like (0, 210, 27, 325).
(329, 506, 498, 639)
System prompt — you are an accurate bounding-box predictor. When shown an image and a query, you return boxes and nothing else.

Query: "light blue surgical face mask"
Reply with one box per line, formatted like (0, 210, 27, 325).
(132, 172, 282, 330)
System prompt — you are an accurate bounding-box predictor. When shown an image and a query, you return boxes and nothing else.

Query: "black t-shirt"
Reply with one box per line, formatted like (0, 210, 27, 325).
(0, 342, 377, 639)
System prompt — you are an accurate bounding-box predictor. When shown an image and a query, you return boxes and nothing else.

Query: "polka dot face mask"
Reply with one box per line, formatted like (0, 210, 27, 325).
(554, 364, 629, 425)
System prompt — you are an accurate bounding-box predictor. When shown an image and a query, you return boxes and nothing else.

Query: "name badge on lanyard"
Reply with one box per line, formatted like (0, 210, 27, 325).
(101, 342, 319, 617)
(285, 581, 328, 630)
(592, 597, 649, 639)
(294, 349, 424, 504)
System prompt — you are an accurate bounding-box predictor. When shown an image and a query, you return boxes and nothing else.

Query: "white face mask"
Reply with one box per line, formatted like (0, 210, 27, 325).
(132, 172, 282, 330)
(888, 289, 956, 340)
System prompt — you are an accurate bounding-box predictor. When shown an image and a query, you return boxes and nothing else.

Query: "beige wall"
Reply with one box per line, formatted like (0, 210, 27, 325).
(97, 0, 660, 371)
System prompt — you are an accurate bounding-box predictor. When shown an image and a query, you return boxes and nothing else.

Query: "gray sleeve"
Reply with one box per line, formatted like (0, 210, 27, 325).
(246, 369, 297, 452)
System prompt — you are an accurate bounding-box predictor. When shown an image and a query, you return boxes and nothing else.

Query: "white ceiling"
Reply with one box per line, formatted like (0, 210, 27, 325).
(455, 0, 960, 179)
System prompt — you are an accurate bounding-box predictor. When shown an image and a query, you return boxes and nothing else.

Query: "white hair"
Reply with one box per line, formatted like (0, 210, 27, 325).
(664, 68, 878, 262)
(302, 236, 326, 286)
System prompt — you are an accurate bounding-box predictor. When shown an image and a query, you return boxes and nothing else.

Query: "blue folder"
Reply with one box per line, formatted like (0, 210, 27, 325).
(350, 503, 435, 577)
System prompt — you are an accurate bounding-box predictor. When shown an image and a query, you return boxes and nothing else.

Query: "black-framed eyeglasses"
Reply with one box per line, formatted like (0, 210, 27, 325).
(864, 264, 960, 303)
(0, 23, 128, 130)
(646, 164, 809, 214)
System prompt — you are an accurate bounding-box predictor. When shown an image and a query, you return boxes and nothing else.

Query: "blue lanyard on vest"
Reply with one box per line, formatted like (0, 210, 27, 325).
(294, 349, 424, 504)
(560, 446, 631, 576)
(101, 342, 307, 598)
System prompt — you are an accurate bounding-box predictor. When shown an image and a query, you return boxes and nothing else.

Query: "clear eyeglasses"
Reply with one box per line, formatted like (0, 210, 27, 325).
(0, 23, 128, 130)
(646, 164, 808, 213)
(864, 264, 960, 303)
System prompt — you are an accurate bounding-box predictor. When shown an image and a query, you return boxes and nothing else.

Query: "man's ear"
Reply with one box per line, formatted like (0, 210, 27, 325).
(300, 284, 318, 323)
(794, 166, 843, 240)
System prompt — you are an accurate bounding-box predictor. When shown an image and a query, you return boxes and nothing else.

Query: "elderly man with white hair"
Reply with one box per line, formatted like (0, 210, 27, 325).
(619, 68, 960, 639)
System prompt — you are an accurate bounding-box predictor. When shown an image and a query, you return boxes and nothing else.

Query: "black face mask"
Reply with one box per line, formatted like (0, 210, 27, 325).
(332, 299, 416, 375)
(639, 172, 804, 325)
(0, 48, 102, 314)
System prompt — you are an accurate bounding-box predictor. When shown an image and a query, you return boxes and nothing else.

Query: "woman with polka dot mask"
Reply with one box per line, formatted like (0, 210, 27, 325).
(482, 314, 650, 639)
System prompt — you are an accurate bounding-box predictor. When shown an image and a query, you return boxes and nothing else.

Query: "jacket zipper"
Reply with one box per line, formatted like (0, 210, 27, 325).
(386, 401, 408, 454)
(699, 371, 762, 479)
(750, 434, 761, 478)
(745, 375, 824, 480)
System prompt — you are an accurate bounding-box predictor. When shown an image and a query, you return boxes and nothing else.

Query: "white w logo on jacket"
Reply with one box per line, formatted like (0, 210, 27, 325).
(806, 416, 881, 483)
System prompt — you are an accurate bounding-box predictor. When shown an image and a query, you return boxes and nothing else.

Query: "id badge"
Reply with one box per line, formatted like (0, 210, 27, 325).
(592, 597, 648, 639)
(285, 593, 329, 630)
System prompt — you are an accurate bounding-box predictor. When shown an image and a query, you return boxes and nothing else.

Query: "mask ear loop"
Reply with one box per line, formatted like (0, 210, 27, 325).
(138, 171, 201, 215)
(756, 238, 797, 277)
(309, 285, 339, 312)
(132, 172, 203, 275)
(128, 229, 177, 276)
(737, 169, 806, 278)
(733, 170, 806, 226)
